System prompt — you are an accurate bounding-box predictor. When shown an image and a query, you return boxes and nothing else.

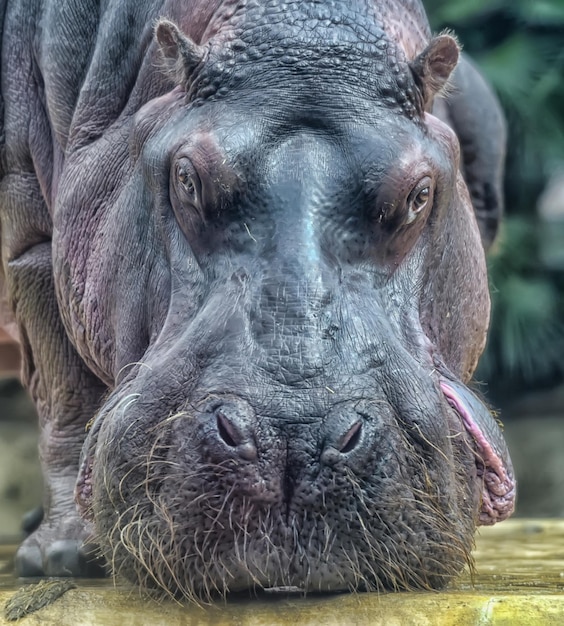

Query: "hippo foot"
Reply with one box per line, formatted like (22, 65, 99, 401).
(15, 518, 106, 578)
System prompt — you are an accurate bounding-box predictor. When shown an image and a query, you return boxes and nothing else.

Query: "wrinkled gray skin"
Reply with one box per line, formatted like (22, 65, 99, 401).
(0, 0, 514, 600)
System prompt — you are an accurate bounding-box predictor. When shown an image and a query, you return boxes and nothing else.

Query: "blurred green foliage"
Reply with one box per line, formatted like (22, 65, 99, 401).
(426, 0, 564, 399)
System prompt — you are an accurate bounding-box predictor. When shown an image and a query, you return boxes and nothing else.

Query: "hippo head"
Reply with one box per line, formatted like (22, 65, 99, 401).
(67, 5, 515, 601)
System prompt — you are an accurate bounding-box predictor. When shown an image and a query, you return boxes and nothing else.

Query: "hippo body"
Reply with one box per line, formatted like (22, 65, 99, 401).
(0, 0, 513, 600)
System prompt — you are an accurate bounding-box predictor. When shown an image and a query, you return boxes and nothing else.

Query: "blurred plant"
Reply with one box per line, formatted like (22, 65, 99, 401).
(426, 0, 564, 399)
(477, 217, 564, 394)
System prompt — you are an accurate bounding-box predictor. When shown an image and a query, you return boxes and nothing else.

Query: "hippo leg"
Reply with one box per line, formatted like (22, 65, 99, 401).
(8, 245, 106, 577)
(435, 53, 507, 249)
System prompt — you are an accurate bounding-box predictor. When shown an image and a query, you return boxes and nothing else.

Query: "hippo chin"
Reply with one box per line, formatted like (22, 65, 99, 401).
(1, 0, 513, 601)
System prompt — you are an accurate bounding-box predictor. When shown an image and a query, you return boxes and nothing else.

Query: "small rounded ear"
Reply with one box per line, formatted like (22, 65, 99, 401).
(155, 19, 206, 86)
(410, 35, 460, 111)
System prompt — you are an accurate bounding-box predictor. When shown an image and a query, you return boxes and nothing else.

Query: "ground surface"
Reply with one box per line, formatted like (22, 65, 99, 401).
(1, 520, 564, 625)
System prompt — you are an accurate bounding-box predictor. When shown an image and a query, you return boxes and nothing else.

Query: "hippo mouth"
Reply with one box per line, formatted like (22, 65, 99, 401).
(440, 378, 515, 525)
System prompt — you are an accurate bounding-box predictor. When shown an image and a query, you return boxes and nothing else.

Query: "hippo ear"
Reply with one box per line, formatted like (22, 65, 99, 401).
(155, 19, 206, 86)
(410, 35, 460, 110)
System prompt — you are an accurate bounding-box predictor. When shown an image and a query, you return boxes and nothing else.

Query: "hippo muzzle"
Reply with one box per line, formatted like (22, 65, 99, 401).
(76, 230, 514, 598)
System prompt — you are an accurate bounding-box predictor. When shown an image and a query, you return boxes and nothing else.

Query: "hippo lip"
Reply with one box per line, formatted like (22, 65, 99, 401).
(440, 378, 516, 525)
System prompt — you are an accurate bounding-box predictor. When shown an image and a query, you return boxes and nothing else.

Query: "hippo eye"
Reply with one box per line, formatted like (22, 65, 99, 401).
(406, 177, 433, 224)
(174, 157, 200, 205)
(178, 168, 194, 194)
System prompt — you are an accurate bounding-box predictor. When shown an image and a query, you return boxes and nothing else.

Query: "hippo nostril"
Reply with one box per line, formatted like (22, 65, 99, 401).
(321, 403, 374, 466)
(321, 419, 365, 465)
(216, 410, 240, 448)
(212, 403, 258, 461)
(339, 420, 363, 454)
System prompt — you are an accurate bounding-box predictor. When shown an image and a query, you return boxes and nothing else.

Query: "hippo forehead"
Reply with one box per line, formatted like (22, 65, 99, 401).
(187, 0, 423, 117)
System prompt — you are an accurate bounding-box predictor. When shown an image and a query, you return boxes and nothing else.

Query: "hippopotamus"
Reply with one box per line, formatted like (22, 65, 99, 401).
(0, 0, 514, 601)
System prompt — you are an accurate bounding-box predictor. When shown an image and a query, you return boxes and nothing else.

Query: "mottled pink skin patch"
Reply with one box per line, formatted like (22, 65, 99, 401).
(440, 380, 515, 525)
(75, 458, 93, 519)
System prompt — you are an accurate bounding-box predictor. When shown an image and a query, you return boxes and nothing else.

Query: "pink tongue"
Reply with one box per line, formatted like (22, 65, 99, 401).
(440, 380, 516, 525)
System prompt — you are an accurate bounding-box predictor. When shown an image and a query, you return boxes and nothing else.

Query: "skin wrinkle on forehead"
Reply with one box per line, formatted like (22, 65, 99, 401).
(185, 0, 424, 117)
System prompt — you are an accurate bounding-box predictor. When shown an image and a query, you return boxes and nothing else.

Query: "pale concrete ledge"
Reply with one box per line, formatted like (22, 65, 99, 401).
(1, 519, 564, 625)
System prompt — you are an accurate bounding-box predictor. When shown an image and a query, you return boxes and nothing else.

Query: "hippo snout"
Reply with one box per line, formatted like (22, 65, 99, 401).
(70, 237, 515, 601)
(80, 364, 494, 599)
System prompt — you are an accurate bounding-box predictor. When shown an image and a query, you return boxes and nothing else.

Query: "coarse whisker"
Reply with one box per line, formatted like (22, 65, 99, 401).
(148, 531, 188, 602)
(114, 392, 142, 415)
(116, 361, 153, 381)
(146, 410, 194, 432)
